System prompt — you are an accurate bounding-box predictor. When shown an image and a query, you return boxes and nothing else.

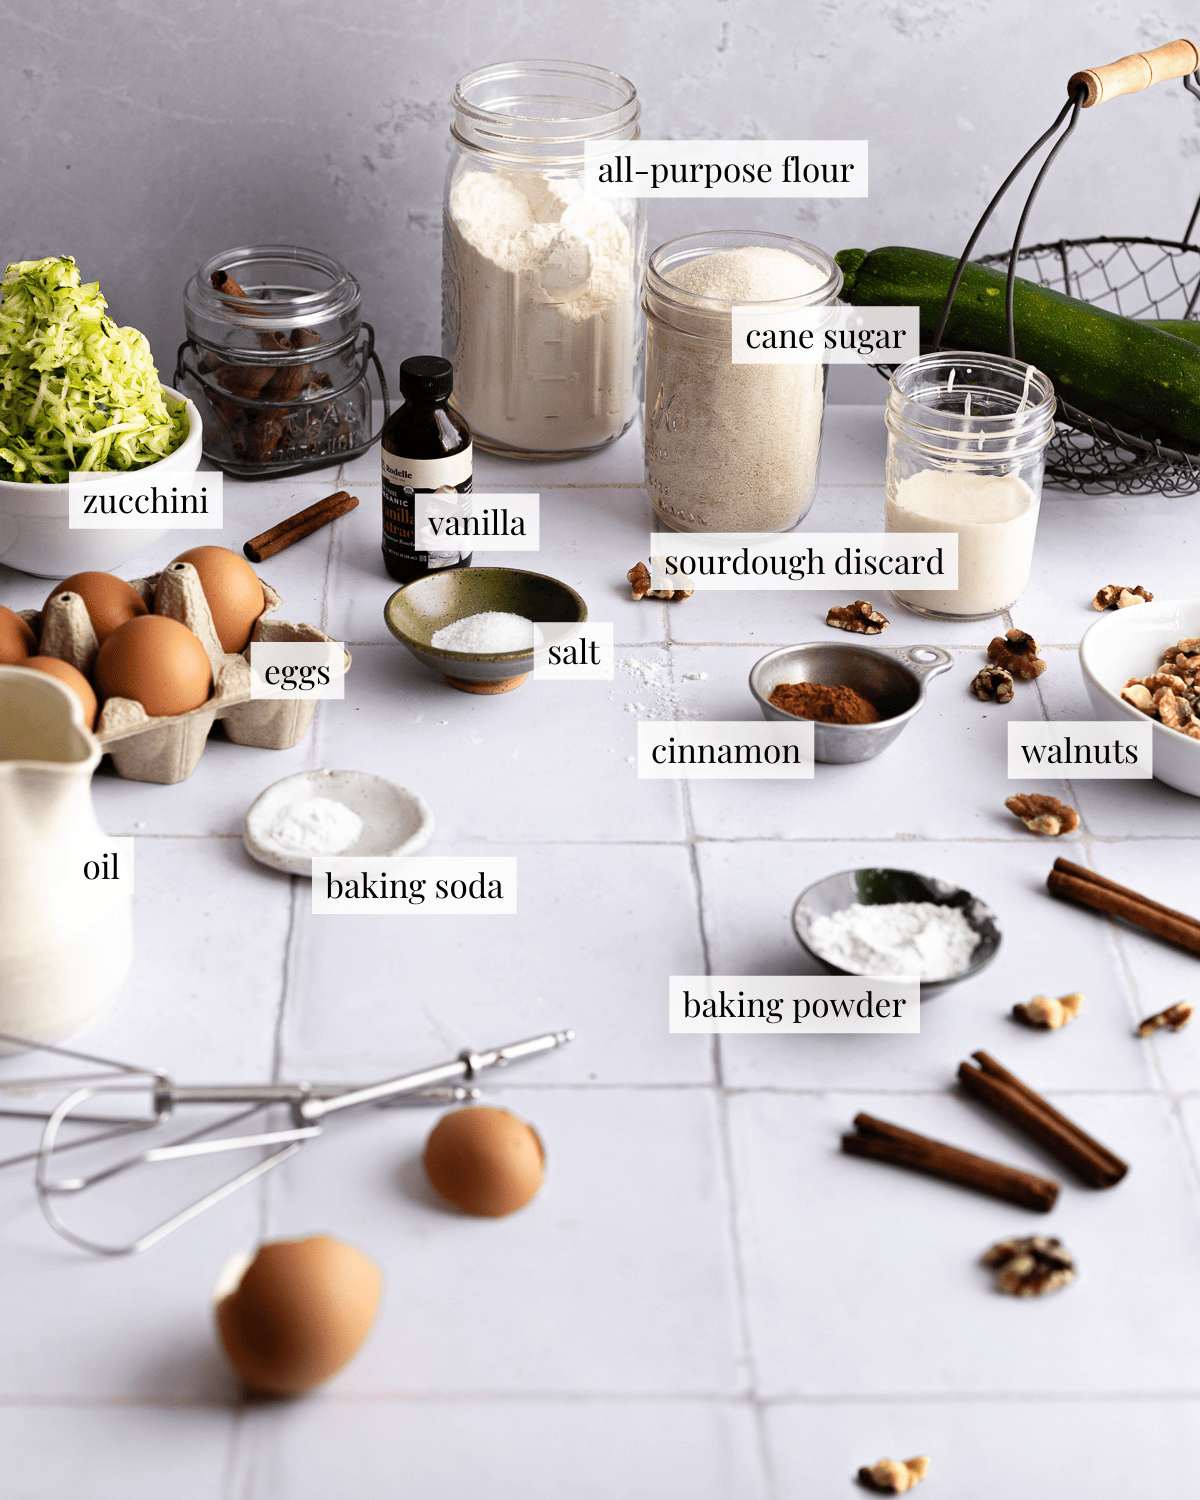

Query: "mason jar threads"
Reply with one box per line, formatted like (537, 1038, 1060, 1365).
(442, 60, 646, 460)
(884, 352, 1056, 620)
(176, 245, 387, 478)
(643, 231, 842, 533)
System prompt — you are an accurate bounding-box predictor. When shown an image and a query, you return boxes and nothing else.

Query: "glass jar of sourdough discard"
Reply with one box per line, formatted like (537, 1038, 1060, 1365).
(643, 230, 842, 532)
(176, 244, 387, 478)
(443, 60, 645, 460)
(884, 352, 1055, 619)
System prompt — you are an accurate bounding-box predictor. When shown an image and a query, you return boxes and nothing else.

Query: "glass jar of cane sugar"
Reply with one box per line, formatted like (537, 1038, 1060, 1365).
(643, 230, 842, 532)
(443, 60, 646, 460)
(884, 352, 1055, 619)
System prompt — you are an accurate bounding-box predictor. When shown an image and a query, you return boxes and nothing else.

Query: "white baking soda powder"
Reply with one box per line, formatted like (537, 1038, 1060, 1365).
(267, 796, 363, 856)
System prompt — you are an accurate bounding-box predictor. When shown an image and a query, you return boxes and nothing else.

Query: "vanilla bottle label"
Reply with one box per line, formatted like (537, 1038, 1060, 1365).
(381, 445, 473, 570)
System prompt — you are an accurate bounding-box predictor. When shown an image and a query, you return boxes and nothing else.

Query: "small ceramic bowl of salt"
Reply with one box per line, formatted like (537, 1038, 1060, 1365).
(243, 768, 434, 877)
(792, 867, 1001, 997)
(384, 566, 587, 694)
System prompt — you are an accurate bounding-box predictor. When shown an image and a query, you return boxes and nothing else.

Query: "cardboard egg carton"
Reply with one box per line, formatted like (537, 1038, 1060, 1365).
(19, 562, 351, 785)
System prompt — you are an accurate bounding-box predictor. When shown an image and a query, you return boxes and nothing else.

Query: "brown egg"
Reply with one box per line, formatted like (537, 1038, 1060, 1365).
(215, 1236, 383, 1396)
(21, 657, 98, 729)
(162, 546, 264, 652)
(0, 605, 37, 663)
(94, 615, 212, 717)
(423, 1105, 544, 1217)
(44, 572, 147, 644)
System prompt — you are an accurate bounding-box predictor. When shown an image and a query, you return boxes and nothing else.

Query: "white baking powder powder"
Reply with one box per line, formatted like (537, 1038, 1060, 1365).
(804, 901, 979, 980)
(444, 168, 637, 454)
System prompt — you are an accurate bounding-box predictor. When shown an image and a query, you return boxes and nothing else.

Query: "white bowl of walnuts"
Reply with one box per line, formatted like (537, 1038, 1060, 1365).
(1080, 598, 1200, 798)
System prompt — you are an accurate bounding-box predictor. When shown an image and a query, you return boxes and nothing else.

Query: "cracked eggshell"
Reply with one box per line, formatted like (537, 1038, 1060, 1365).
(423, 1105, 544, 1217)
(214, 1236, 383, 1397)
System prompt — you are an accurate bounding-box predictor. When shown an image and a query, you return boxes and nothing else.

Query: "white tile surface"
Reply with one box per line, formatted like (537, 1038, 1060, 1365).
(0, 1405, 235, 1500)
(729, 1090, 1200, 1397)
(764, 1397, 1200, 1498)
(235, 1396, 767, 1500)
(260, 1086, 745, 1395)
(280, 841, 710, 1085)
(1, 406, 1197, 1492)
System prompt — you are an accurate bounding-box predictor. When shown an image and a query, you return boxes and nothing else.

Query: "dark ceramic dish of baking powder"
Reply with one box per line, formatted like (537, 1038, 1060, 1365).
(749, 642, 953, 763)
(792, 867, 1002, 997)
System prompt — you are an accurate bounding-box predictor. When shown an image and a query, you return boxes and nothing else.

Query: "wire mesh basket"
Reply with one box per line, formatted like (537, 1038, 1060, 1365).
(978, 234, 1200, 494)
(873, 41, 1200, 497)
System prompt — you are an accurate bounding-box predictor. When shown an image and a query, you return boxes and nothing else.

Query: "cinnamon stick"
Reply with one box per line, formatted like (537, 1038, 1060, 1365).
(959, 1053, 1127, 1188)
(244, 491, 358, 563)
(842, 1113, 1059, 1212)
(211, 269, 250, 299)
(1051, 858, 1200, 935)
(1047, 862, 1200, 957)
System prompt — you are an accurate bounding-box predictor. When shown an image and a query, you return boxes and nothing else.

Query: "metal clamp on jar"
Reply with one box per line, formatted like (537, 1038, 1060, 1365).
(442, 60, 645, 460)
(176, 245, 389, 479)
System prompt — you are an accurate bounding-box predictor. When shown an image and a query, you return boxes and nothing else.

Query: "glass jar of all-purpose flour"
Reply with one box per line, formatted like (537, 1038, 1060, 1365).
(442, 60, 646, 461)
(643, 231, 842, 533)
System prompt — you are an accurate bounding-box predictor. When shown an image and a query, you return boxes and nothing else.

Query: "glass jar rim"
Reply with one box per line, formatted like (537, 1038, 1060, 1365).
(645, 231, 843, 315)
(185, 245, 361, 334)
(888, 351, 1056, 421)
(451, 59, 639, 151)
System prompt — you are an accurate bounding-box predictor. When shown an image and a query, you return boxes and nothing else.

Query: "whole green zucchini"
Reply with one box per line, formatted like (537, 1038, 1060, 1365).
(836, 246, 1200, 449)
(1145, 318, 1200, 348)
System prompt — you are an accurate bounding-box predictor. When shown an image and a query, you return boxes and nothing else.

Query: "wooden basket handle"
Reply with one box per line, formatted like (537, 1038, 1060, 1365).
(1068, 39, 1199, 106)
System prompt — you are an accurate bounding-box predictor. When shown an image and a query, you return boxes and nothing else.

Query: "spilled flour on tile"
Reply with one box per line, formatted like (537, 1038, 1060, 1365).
(617, 657, 703, 719)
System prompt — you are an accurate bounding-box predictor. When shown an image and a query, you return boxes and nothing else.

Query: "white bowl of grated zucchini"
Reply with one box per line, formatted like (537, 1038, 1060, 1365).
(0, 386, 202, 578)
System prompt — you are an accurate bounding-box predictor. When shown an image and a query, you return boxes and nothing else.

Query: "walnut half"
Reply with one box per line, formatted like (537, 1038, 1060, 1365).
(988, 628, 1046, 679)
(1093, 584, 1153, 610)
(827, 599, 888, 634)
(969, 663, 1014, 703)
(1005, 793, 1079, 836)
(1137, 1001, 1193, 1037)
(627, 562, 692, 602)
(1013, 992, 1084, 1029)
(857, 1456, 931, 1493)
(983, 1236, 1076, 1296)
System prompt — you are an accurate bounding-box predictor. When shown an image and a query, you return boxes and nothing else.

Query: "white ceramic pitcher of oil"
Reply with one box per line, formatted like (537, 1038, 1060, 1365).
(0, 666, 132, 1042)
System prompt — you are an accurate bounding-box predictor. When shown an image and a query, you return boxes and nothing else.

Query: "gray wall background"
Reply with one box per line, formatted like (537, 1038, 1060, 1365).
(4, 0, 1198, 402)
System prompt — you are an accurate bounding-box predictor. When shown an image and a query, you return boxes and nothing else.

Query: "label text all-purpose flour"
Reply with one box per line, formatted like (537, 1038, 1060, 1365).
(444, 169, 637, 453)
(646, 246, 829, 532)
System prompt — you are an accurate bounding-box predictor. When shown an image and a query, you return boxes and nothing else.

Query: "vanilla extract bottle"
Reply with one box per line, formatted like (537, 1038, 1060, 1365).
(381, 355, 473, 583)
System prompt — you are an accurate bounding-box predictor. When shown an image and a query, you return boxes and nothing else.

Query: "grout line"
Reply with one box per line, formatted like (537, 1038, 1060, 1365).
(1, 1388, 1197, 1409)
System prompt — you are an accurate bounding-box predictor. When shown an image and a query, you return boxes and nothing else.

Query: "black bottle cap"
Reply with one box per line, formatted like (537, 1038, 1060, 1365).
(399, 355, 454, 402)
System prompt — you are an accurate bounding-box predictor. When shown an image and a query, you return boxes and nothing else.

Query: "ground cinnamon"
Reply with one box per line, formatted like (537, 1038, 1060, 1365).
(768, 679, 881, 724)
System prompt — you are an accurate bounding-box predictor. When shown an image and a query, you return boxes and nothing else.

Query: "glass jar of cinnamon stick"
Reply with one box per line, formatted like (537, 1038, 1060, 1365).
(176, 244, 388, 478)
